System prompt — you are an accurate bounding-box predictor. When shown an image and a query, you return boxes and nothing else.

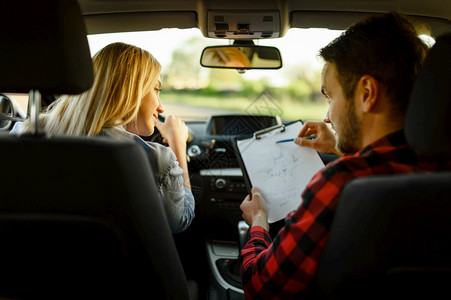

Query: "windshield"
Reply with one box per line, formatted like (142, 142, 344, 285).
(88, 28, 344, 122)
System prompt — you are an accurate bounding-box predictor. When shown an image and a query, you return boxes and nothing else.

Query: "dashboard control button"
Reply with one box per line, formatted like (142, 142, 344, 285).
(188, 145, 202, 157)
(215, 178, 226, 189)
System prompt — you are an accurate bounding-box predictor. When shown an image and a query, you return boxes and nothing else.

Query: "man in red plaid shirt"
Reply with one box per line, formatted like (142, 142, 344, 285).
(239, 12, 441, 299)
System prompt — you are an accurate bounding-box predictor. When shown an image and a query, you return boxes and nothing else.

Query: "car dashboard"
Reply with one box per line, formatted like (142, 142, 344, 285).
(184, 114, 336, 238)
(187, 114, 281, 241)
(175, 114, 283, 296)
(167, 113, 338, 297)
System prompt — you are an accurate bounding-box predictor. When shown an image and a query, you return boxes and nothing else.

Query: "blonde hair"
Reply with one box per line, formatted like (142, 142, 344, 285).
(37, 42, 161, 136)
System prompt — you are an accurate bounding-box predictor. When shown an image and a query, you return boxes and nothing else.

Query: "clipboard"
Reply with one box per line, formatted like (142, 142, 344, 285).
(233, 121, 325, 223)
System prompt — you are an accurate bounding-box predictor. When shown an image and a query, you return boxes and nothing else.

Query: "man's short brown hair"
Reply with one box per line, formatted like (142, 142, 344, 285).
(319, 12, 429, 114)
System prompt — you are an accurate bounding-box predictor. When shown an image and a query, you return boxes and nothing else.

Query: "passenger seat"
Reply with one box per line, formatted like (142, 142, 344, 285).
(309, 32, 451, 300)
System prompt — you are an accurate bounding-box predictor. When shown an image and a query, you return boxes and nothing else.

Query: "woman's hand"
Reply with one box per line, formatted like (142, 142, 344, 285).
(156, 115, 189, 146)
(294, 121, 343, 156)
(156, 115, 191, 189)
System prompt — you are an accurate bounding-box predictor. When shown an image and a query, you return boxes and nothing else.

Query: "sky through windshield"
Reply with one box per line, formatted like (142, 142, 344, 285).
(87, 28, 343, 85)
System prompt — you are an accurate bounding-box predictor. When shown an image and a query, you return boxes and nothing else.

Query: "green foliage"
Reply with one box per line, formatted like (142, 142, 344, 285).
(159, 34, 328, 120)
(199, 85, 220, 96)
(161, 90, 328, 121)
(286, 80, 313, 100)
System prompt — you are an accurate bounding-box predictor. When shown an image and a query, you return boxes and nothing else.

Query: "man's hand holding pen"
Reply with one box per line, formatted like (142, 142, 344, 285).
(294, 121, 343, 156)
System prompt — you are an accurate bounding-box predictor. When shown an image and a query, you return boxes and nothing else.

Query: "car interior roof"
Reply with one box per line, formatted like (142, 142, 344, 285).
(78, 0, 451, 37)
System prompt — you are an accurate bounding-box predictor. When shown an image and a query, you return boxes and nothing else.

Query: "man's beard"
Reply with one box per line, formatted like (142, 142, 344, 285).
(336, 99, 362, 154)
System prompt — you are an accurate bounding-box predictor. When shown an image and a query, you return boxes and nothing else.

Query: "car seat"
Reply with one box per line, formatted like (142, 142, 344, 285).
(309, 32, 451, 299)
(0, 0, 192, 299)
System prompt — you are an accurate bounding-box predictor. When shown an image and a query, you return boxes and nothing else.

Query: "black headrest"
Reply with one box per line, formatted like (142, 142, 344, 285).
(405, 33, 451, 159)
(0, 0, 93, 95)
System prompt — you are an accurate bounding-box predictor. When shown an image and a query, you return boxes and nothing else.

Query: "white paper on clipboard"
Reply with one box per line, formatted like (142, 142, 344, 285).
(236, 121, 325, 223)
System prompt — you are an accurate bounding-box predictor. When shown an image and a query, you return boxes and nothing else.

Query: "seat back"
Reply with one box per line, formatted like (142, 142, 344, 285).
(311, 173, 451, 299)
(0, 135, 189, 299)
(0, 0, 93, 94)
(311, 33, 451, 299)
(0, 0, 189, 298)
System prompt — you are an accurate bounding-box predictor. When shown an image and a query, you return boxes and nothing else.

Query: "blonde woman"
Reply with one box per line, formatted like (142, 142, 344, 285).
(16, 42, 194, 233)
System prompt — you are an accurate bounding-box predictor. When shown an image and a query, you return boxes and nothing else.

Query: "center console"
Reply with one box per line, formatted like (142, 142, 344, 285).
(186, 115, 281, 300)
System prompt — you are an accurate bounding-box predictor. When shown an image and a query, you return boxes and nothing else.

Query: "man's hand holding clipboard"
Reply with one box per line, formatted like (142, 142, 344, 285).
(234, 121, 325, 223)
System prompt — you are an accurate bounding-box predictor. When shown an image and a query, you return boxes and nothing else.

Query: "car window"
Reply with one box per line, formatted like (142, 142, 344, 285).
(6, 29, 435, 123)
(87, 28, 344, 122)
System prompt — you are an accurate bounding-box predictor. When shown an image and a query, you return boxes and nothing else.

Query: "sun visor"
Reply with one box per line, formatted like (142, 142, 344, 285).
(84, 12, 198, 35)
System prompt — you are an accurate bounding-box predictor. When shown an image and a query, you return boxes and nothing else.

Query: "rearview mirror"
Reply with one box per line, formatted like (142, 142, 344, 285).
(200, 45, 282, 71)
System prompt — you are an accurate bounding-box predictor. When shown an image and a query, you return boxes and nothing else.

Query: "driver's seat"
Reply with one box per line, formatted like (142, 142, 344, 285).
(0, 1, 191, 299)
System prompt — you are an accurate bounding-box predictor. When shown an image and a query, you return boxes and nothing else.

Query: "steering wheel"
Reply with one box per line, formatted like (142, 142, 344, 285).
(0, 93, 15, 131)
(144, 114, 194, 144)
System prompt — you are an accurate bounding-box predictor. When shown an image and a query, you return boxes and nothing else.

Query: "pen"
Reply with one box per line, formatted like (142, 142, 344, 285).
(275, 138, 294, 144)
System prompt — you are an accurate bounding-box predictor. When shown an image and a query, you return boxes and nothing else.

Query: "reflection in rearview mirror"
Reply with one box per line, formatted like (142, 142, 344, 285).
(200, 46, 282, 72)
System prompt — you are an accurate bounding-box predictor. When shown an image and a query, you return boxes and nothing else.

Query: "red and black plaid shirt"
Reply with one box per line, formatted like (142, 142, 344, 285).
(239, 130, 443, 299)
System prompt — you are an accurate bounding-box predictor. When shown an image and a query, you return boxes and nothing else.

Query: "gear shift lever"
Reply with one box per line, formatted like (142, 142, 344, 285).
(238, 220, 250, 251)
